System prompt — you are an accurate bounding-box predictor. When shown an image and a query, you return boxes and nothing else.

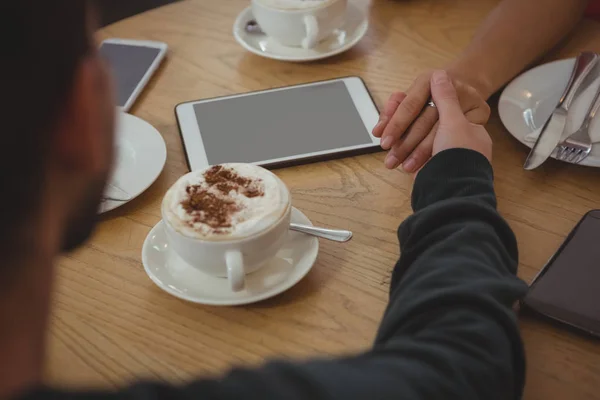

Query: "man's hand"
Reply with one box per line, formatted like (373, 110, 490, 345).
(372, 70, 490, 172)
(429, 70, 492, 162)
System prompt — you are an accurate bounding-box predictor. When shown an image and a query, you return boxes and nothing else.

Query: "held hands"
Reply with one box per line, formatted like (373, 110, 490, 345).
(372, 70, 490, 171)
(428, 70, 492, 162)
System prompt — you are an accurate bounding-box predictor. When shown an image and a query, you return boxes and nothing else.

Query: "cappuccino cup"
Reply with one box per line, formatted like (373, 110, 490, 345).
(161, 163, 292, 292)
(252, 0, 347, 49)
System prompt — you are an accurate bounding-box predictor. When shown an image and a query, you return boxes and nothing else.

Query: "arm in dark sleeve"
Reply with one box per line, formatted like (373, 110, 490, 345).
(373, 148, 528, 399)
(23, 149, 527, 400)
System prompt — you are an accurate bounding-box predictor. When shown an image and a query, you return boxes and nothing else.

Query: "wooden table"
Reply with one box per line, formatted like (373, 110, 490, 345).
(46, 1, 600, 399)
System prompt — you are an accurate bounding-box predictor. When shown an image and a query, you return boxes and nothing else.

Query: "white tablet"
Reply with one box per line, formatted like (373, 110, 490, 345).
(175, 77, 380, 171)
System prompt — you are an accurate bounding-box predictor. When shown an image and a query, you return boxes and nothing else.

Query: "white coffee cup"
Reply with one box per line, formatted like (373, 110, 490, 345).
(161, 164, 292, 292)
(251, 0, 348, 49)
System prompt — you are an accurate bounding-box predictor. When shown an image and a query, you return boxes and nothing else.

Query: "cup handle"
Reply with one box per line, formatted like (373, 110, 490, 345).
(302, 15, 319, 49)
(225, 251, 245, 292)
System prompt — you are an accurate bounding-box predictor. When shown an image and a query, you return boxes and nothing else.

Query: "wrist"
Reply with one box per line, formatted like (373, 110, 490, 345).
(446, 61, 495, 100)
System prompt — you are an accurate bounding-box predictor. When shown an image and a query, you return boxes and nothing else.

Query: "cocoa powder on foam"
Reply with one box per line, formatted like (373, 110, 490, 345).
(180, 165, 265, 231)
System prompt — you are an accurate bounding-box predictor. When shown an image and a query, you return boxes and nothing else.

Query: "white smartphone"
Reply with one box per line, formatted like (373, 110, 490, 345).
(175, 77, 380, 171)
(99, 38, 168, 112)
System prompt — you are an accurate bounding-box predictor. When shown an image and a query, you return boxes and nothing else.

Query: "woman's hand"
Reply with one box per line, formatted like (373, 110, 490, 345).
(372, 70, 490, 172)
(429, 70, 492, 162)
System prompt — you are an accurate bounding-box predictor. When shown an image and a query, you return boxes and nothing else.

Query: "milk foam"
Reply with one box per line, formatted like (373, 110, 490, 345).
(255, 0, 335, 10)
(163, 164, 290, 241)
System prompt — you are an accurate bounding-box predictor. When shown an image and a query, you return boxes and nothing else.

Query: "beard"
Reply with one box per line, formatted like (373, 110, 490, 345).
(60, 177, 108, 252)
(61, 55, 116, 252)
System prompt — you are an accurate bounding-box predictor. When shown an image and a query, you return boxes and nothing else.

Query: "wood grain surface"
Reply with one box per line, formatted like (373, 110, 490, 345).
(45, 1, 600, 399)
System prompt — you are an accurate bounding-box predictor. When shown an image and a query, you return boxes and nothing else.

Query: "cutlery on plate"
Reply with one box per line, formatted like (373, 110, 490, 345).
(555, 87, 600, 164)
(104, 183, 132, 201)
(524, 51, 599, 170)
(101, 195, 130, 202)
(289, 223, 353, 242)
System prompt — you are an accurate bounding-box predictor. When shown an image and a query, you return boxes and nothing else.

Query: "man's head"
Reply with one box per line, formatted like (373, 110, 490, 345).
(2, 1, 115, 264)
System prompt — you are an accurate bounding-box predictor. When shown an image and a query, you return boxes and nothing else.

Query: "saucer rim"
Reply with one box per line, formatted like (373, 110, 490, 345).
(232, 4, 369, 62)
(141, 207, 319, 306)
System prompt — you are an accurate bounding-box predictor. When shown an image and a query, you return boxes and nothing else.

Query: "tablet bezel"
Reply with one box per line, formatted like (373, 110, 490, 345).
(175, 76, 380, 171)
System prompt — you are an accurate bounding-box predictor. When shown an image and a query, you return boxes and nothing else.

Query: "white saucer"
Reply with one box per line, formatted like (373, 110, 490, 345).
(233, 3, 368, 62)
(142, 207, 319, 306)
(499, 58, 600, 167)
(100, 112, 167, 213)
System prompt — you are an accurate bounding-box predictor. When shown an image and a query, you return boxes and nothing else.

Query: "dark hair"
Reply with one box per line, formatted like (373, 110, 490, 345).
(1, 2, 91, 253)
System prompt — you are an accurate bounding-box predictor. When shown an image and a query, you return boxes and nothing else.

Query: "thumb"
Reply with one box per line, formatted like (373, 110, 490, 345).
(430, 70, 464, 123)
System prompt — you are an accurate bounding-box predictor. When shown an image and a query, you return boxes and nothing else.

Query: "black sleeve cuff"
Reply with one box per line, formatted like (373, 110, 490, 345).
(412, 149, 494, 211)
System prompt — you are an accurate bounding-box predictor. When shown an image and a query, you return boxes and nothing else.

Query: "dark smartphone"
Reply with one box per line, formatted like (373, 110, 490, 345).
(522, 210, 600, 338)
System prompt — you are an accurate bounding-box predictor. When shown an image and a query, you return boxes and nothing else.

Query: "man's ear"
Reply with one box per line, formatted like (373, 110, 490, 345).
(53, 56, 107, 175)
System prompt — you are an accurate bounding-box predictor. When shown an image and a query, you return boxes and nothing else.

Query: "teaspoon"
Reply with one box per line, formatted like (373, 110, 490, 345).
(290, 223, 353, 242)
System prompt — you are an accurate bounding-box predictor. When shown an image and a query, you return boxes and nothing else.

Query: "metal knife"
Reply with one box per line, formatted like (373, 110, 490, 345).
(524, 52, 599, 170)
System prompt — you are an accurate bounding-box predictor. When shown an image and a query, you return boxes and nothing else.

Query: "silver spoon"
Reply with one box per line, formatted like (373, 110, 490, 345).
(290, 223, 353, 242)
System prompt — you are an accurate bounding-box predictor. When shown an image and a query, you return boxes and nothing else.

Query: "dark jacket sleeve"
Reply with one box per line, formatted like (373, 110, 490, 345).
(22, 149, 528, 400)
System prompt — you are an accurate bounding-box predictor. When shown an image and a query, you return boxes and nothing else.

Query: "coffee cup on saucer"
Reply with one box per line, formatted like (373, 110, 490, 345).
(251, 0, 347, 49)
(161, 163, 292, 292)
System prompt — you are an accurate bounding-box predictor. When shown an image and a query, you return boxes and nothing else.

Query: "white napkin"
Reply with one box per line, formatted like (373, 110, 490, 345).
(524, 78, 600, 144)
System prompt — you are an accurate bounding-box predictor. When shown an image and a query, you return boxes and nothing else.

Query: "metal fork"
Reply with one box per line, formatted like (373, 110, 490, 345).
(556, 88, 600, 164)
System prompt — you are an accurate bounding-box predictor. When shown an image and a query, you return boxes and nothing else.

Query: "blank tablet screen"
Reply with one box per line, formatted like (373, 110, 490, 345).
(192, 81, 373, 165)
